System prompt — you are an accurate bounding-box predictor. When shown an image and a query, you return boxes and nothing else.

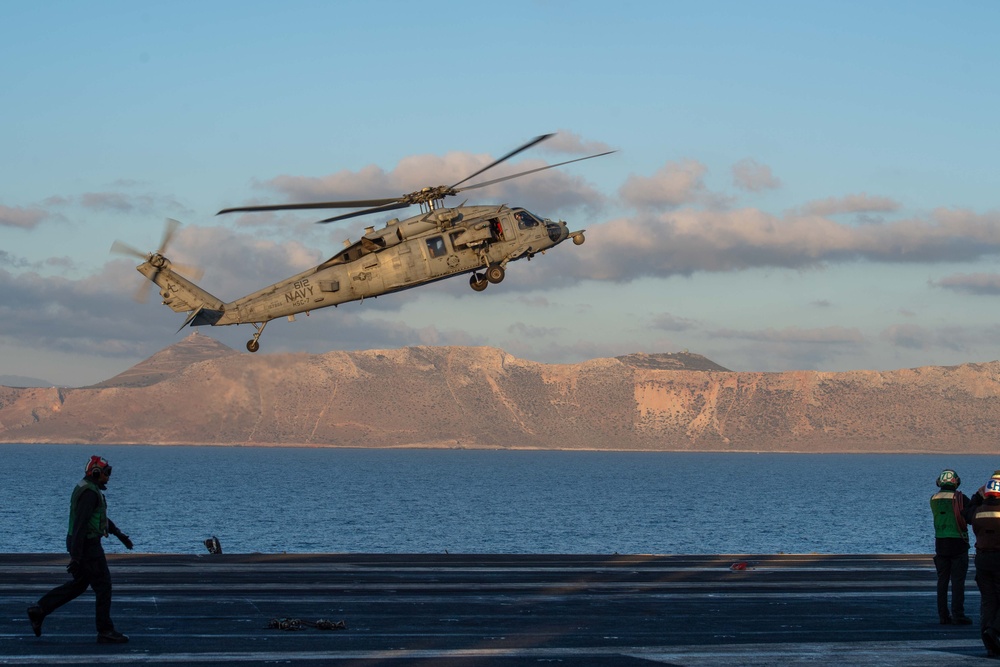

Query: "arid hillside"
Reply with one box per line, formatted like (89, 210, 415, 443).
(2, 332, 999, 452)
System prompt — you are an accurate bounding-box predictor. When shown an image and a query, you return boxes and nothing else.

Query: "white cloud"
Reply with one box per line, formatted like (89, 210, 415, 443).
(650, 312, 698, 332)
(557, 206, 1000, 283)
(618, 160, 708, 209)
(732, 158, 781, 192)
(800, 193, 900, 216)
(545, 130, 615, 155)
(247, 150, 608, 221)
(0, 204, 47, 229)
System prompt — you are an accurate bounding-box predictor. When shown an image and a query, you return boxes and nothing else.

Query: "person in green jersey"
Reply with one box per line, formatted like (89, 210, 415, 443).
(931, 469, 972, 625)
(26, 455, 134, 644)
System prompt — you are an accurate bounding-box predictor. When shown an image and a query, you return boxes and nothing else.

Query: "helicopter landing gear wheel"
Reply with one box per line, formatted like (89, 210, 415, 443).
(486, 264, 505, 284)
(572, 232, 585, 245)
(470, 273, 488, 291)
(246, 321, 268, 353)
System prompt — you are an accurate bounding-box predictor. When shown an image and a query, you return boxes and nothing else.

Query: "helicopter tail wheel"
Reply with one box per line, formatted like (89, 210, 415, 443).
(486, 264, 505, 284)
(470, 273, 489, 292)
(572, 232, 585, 246)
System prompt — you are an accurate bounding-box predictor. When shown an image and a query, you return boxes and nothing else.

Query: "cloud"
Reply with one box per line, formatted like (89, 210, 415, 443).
(650, 312, 698, 332)
(0, 263, 167, 359)
(690, 325, 867, 372)
(150, 224, 324, 300)
(243, 149, 608, 221)
(732, 159, 781, 192)
(879, 323, 972, 352)
(800, 193, 900, 217)
(515, 295, 551, 308)
(555, 206, 1000, 283)
(618, 160, 708, 209)
(0, 250, 76, 272)
(0, 242, 489, 378)
(506, 321, 566, 338)
(0, 204, 48, 229)
(545, 130, 615, 155)
(0, 251, 31, 269)
(80, 192, 149, 212)
(76, 191, 189, 215)
(708, 325, 864, 345)
(932, 272, 1000, 296)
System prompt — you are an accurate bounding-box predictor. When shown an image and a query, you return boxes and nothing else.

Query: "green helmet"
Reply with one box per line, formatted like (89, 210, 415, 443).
(936, 469, 960, 489)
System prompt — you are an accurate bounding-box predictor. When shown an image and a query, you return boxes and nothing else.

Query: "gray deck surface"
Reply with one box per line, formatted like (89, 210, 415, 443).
(0, 553, 993, 665)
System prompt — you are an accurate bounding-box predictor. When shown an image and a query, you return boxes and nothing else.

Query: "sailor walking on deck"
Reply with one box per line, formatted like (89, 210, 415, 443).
(930, 469, 972, 625)
(26, 455, 133, 644)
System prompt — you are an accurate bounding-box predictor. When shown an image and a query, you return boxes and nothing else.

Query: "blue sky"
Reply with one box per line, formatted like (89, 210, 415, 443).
(3, 1, 1000, 386)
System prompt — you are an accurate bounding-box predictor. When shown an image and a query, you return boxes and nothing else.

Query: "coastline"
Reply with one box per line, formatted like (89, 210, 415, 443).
(0, 439, 987, 454)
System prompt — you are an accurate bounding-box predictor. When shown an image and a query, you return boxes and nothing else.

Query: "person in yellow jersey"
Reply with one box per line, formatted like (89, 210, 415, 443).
(965, 476, 1000, 657)
(26, 456, 133, 644)
(931, 469, 973, 625)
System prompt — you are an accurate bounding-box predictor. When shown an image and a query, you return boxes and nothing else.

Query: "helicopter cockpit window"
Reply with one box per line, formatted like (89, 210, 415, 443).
(514, 210, 540, 229)
(426, 236, 447, 258)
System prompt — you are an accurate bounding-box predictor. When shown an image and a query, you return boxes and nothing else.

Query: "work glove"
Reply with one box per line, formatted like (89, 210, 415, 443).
(116, 533, 134, 550)
(66, 559, 82, 578)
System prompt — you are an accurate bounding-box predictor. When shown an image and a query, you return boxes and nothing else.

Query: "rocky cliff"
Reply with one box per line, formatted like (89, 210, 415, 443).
(2, 333, 999, 452)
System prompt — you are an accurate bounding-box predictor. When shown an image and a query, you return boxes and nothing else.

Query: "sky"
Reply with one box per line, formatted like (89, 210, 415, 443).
(3, 1, 1000, 387)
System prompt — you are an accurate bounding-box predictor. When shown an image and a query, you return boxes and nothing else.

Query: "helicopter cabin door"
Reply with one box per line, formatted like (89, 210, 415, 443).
(383, 241, 416, 290)
(423, 232, 480, 279)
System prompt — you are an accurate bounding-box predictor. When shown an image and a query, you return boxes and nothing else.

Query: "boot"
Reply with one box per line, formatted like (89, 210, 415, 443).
(97, 629, 129, 644)
(26, 606, 44, 637)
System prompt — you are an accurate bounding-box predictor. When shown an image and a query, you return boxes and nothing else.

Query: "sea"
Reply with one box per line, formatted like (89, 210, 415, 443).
(3, 444, 997, 556)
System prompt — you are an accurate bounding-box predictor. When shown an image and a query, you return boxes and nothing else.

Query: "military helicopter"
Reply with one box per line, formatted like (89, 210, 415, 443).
(112, 134, 612, 352)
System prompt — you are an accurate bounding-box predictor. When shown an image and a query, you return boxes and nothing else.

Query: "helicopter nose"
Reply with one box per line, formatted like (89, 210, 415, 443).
(546, 220, 569, 244)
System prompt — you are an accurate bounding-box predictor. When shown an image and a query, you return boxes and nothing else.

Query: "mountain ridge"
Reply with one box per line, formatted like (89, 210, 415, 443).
(1, 333, 998, 453)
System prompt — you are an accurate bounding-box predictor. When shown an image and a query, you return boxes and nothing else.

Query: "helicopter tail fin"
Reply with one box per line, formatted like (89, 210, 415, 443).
(138, 262, 226, 318)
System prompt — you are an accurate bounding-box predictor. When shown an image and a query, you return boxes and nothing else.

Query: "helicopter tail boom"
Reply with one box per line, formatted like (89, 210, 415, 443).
(137, 260, 226, 316)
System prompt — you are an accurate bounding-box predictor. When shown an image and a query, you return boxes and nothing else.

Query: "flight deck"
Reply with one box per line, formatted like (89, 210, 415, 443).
(0, 553, 991, 665)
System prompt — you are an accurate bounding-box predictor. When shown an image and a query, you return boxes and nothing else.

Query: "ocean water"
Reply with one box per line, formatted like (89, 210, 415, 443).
(3, 444, 997, 555)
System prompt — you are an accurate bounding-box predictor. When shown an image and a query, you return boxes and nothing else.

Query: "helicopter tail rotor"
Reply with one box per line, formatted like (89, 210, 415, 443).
(110, 218, 203, 303)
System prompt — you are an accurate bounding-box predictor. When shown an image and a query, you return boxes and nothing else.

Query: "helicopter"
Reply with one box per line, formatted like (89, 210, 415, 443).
(112, 133, 612, 352)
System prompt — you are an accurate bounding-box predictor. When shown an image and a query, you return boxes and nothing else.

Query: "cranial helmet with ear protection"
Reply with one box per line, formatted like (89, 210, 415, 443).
(936, 469, 960, 489)
(85, 455, 111, 478)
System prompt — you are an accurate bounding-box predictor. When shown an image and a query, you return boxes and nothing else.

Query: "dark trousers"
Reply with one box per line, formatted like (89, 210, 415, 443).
(976, 552, 1000, 635)
(36, 539, 114, 632)
(935, 552, 968, 616)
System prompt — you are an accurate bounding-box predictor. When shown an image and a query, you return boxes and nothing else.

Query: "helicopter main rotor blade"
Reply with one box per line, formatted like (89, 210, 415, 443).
(316, 201, 412, 224)
(455, 150, 617, 193)
(217, 198, 401, 216)
(448, 133, 554, 190)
